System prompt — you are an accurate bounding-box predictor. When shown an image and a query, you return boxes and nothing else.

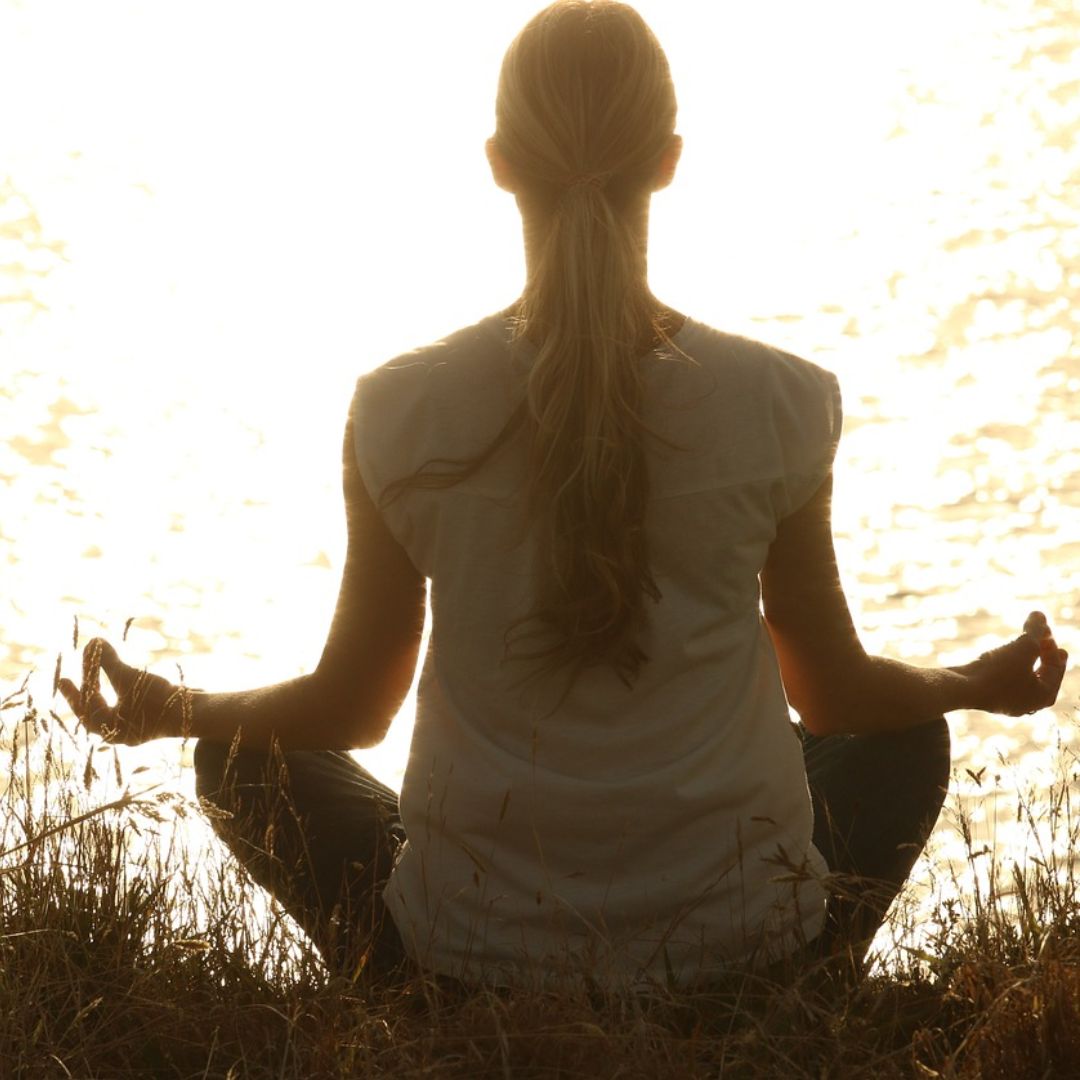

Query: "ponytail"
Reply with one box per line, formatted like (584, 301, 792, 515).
(390, 0, 680, 687)
(505, 172, 666, 685)
(497, 1, 679, 685)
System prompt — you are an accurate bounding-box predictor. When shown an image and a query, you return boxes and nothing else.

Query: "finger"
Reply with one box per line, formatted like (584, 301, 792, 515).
(81, 640, 101, 702)
(59, 670, 103, 712)
(83, 638, 133, 696)
(58, 678, 80, 714)
(66, 687, 113, 732)
(1023, 611, 1049, 638)
(58, 678, 123, 741)
(1007, 633, 1041, 666)
(1036, 652, 1067, 704)
(1038, 635, 1066, 666)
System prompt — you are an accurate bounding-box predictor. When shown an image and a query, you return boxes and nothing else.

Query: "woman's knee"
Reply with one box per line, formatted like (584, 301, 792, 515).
(193, 739, 230, 802)
(194, 739, 286, 800)
(910, 714, 950, 749)
(867, 715, 950, 778)
(905, 715, 951, 800)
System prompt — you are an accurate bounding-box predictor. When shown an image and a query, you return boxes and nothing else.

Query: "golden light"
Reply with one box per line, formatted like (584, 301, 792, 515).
(1, 0, 1077, 896)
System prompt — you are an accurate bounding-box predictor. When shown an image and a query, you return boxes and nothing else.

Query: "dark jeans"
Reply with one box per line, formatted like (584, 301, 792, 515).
(798, 716, 951, 977)
(194, 716, 950, 982)
(193, 741, 409, 980)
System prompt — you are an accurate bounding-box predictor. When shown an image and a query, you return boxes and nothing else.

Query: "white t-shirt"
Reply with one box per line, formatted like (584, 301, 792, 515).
(352, 312, 841, 986)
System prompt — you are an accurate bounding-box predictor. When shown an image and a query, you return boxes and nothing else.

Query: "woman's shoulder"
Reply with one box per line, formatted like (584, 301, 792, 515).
(351, 313, 517, 439)
(679, 318, 837, 390)
(654, 318, 840, 425)
(359, 313, 509, 385)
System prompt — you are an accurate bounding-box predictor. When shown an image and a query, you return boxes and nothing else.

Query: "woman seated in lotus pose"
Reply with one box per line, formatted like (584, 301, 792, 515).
(61, 0, 1067, 988)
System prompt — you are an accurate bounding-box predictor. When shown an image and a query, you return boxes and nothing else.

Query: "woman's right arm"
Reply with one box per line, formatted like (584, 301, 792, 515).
(760, 471, 1068, 736)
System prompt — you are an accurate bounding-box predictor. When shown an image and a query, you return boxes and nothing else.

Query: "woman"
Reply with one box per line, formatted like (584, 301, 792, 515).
(60, 0, 1067, 988)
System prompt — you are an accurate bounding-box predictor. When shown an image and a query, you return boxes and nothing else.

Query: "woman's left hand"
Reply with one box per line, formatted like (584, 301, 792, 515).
(949, 614, 1068, 717)
(58, 638, 193, 745)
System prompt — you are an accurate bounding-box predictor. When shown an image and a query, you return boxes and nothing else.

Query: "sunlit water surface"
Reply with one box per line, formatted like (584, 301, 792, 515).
(2, 0, 1079, 953)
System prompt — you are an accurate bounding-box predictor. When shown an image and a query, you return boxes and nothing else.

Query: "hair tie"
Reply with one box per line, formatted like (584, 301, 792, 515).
(565, 172, 611, 191)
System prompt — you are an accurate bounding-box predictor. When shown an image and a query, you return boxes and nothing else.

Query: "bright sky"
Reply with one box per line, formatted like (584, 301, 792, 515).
(1, 0, 995, 376)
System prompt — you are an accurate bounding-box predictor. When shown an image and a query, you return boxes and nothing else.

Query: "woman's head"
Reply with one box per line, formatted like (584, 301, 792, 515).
(491, 0, 679, 211)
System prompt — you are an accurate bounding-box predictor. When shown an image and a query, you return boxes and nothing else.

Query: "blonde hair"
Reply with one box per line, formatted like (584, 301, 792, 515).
(393, 0, 680, 686)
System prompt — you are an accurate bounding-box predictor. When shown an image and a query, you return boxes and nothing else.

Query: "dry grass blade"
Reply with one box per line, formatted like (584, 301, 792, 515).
(0, 694, 1079, 1077)
(0, 785, 161, 865)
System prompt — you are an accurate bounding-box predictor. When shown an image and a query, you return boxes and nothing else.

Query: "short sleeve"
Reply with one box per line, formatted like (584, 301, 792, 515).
(347, 320, 527, 581)
(350, 371, 419, 558)
(771, 360, 843, 521)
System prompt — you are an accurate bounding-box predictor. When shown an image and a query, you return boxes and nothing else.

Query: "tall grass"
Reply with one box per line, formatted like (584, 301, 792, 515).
(2, 676, 1079, 1078)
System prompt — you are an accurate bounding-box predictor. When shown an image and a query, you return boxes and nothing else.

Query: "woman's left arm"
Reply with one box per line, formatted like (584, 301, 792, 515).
(60, 418, 427, 750)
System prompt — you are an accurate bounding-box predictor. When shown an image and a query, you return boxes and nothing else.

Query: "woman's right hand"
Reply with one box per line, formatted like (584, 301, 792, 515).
(949, 612, 1068, 716)
(58, 638, 191, 745)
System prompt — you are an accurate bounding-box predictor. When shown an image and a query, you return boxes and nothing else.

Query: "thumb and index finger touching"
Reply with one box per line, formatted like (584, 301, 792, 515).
(1021, 610, 1068, 704)
(971, 612, 1068, 714)
(81, 638, 133, 693)
(57, 638, 133, 726)
(1022, 610, 1068, 666)
(1035, 635, 1069, 702)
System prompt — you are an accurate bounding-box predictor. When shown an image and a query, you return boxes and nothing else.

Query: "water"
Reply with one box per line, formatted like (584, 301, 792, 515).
(2, 0, 1078, 878)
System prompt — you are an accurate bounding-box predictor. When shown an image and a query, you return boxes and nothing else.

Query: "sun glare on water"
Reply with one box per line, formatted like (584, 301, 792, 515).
(1, 0, 1078, 936)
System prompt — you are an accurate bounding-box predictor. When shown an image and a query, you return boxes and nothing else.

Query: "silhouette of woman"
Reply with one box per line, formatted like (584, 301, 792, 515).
(61, 0, 1067, 988)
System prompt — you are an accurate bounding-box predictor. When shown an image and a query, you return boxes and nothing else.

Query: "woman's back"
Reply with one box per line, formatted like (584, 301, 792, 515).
(352, 311, 841, 984)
